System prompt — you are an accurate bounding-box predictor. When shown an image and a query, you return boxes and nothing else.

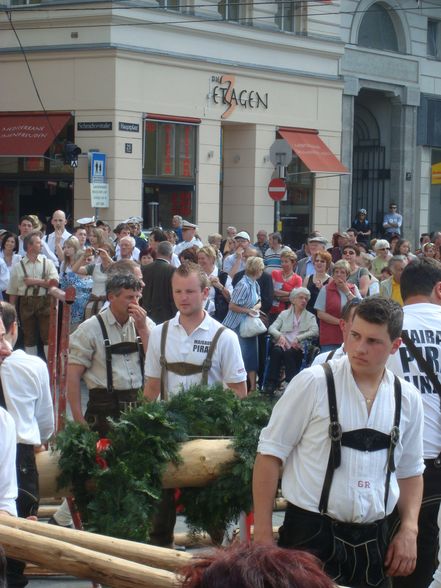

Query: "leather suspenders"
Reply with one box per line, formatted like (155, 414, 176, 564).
(95, 314, 144, 393)
(319, 363, 402, 515)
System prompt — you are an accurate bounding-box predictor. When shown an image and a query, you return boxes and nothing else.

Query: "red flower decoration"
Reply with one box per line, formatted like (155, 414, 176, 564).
(95, 438, 111, 469)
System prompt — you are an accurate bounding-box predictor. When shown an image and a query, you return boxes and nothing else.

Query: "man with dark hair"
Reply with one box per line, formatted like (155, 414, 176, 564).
(7, 231, 59, 357)
(388, 257, 441, 587)
(141, 241, 177, 324)
(253, 296, 424, 588)
(67, 273, 153, 437)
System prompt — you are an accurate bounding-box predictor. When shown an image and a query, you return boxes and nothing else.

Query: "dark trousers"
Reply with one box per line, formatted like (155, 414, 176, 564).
(279, 503, 392, 588)
(149, 489, 176, 548)
(7, 444, 39, 588)
(266, 345, 303, 390)
(391, 460, 441, 588)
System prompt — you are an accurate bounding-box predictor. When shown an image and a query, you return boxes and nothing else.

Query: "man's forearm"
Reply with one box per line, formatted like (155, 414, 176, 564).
(252, 453, 281, 543)
(397, 475, 423, 532)
(67, 368, 86, 424)
(227, 381, 247, 399)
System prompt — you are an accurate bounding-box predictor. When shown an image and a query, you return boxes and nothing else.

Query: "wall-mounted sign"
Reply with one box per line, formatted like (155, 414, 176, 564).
(210, 74, 268, 120)
(89, 152, 107, 183)
(432, 162, 441, 185)
(125, 143, 133, 154)
(119, 122, 139, 132)
(90, 183, 109, 208)
(77, 122, 112, 131)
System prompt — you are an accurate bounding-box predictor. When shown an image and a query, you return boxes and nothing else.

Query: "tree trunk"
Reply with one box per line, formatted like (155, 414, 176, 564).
(38, 438, 236, 498)
(0, 516, 192, 572)
(0, 523, 179, 588)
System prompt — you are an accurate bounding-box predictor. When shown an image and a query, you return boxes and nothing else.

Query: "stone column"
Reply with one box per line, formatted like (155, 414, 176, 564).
(340, 77, 358, 231)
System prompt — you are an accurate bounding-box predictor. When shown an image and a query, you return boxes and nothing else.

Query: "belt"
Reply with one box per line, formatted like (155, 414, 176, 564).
(424, 457, 441, 469)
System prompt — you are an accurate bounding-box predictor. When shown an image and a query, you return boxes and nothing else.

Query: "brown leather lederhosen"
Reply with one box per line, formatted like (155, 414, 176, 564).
(18, 257, 51, 346)
(85, 314, 145, 437)
(159, 320, 226, 400)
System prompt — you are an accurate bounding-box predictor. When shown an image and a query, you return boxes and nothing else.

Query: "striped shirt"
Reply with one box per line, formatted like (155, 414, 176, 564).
(223, 275, 260, 330)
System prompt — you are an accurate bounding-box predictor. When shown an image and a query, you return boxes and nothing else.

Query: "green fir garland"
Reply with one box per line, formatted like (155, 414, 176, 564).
(55, 385, 272, 542)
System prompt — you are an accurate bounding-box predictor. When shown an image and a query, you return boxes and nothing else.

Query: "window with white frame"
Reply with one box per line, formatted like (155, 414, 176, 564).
(275, 0, 305, 33)
(218, 0, 241, 22)
(428, 19, 441, 59)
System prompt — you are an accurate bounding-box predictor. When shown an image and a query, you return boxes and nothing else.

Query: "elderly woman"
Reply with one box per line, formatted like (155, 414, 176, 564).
(371, 239, 392, 279)
(314, 260, 361, 352)
(263, 287, 318, 396)
(270, 250, 302, 319)
(223, 256, 265, 391)
(198, 245, 232, 323)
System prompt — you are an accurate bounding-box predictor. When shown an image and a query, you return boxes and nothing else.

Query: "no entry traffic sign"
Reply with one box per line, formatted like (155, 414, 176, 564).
(268, 178, 286, 201)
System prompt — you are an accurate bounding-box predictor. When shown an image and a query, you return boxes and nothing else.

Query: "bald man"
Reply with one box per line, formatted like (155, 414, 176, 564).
(45, 210, 71, 260)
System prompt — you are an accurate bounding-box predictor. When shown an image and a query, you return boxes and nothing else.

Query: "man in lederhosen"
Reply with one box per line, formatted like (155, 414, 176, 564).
(7, 231, 59, 357)
(67, 273, 154, 437)
(143, 261, 247, 546)
(253, 297, 424, 588)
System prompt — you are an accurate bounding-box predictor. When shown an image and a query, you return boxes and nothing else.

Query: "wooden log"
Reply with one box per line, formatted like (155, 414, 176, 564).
(0, 516, 192, 572)
(37, 506, 57, 518)
(0, 523, 179, 588)
(38, 438, 236, 498)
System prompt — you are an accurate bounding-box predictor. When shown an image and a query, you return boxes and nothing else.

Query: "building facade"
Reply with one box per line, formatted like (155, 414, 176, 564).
(0, 0, 346, 246)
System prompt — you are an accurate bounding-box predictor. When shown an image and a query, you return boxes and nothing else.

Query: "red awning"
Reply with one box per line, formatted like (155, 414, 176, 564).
(278, 127, 349, 174)
(0, 112, 71, 157)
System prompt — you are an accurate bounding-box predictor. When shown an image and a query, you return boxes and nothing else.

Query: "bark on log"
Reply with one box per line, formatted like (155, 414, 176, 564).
(0, 516, 192, 572)
(0, 523, 179, 588)
(38, 439, 236, 498)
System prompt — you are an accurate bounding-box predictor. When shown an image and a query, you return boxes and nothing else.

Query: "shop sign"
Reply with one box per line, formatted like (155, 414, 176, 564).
(211, 74, 268, 120)
(119, 122, 140, 132)
(432, 162, 441, 185)
(90, 183, 109, 208)
(77, 122, 113, 131)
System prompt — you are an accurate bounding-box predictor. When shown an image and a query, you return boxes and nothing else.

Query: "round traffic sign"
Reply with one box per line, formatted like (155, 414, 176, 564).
(268, 178, 286, 201)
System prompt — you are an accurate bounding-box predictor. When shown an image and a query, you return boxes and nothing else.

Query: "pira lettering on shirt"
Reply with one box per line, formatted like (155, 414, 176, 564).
(399, 331, 441, 394)
(193, 339, 211, 353)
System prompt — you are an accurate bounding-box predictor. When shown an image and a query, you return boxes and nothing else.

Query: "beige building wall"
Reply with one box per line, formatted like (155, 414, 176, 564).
(0, 48, 344, 241)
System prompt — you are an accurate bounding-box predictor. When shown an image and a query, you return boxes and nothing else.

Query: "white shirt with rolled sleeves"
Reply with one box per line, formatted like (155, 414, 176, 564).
(387, 303, 441, 459)
(0, 350, 54, 445)
(144, 311, 247, 397)
(0, 407, 18, 516)
(258, 356, 424, 523)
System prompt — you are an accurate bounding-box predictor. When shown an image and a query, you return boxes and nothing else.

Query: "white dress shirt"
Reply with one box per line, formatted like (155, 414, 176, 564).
(258, 356, 424, 523)
(0, 407, 17, 515)
(45, 229, 72, 253)
(1, 350, 54, 445)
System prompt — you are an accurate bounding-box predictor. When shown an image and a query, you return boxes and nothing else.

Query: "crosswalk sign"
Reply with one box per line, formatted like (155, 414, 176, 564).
(89, 152, 107, 183)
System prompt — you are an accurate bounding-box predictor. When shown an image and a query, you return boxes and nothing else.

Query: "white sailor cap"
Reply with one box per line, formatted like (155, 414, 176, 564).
(125, 216, 144, 225)
(76, 216, 96, 226)
(235, 231, 251, 241)
(181, 220, 198, 229)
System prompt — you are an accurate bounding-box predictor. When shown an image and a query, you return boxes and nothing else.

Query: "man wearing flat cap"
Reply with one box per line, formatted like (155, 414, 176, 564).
(174, 220, 203, 256)
(296, 235, 328, 279)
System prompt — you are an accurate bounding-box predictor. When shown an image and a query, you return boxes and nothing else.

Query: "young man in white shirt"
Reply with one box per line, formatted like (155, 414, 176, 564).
(253, 296, 424, 588)
(44, 209, 71, 258)
(0, 302, 54, 588)
(143, 262, 246, 548)
(387, 257, 441, 588)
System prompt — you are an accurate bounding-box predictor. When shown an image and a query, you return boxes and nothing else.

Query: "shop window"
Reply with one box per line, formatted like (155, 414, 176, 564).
(275, 1, 304, 33)
(218, 0, 241, 22)
(143, 121, 196, 181)
(358, 3, 399, 52)
(428, 19, 441, 59)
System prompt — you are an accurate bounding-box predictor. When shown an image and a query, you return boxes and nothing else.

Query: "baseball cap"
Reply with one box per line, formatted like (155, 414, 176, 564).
(235, 231, 251, 241)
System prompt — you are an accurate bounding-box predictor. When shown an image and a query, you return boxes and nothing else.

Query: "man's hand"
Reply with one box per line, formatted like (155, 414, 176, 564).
(384, 526, 418, 577)
(128, 303, 148, 331)
(24, 277, 42, 287)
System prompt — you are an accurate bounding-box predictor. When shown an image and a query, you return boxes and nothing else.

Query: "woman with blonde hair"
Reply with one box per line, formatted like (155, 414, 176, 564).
(223, 256, 265, 391)
(270, 249, 302, 319)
